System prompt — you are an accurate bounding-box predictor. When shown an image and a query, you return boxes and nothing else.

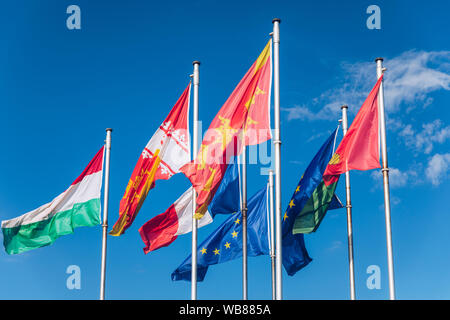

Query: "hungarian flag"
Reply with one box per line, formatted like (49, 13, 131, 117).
(2, 147, 104, 255)
(182, 41, 272, 219)
(323, 75, 383, 180)
(110, 83, 191, 236)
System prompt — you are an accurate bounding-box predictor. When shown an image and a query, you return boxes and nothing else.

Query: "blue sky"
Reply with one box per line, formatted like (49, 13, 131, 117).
(0, 0, 449, 300)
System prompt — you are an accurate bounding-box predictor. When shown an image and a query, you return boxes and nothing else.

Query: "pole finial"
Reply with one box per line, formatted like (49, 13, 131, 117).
(106, 128, 113, 132)
(341, 105, 348, 110)
(272, 18, 281, 24)
(375, 57, 384, 62)
(192, 60, 201, 66)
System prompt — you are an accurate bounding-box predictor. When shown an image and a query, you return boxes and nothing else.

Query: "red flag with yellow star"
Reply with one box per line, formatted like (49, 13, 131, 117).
(181, 40, 272, 219)
(109, 83, 191, 236)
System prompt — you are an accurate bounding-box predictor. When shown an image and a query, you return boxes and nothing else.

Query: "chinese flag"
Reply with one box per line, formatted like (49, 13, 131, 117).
(110, 83, 191, 236)
(182, 40, 272, 219)
(323, 75, 383, 185)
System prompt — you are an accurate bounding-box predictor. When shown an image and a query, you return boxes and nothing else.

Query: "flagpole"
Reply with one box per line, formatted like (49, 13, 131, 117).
(375, 58, 396, 300)
(100, 128, 112, 300)
(268, 170, 276, 300)
(242, 144, 248, 300)
(340, 106, 356, 300)
(191, 61, 200, 300)
(272, 18, 283, 300)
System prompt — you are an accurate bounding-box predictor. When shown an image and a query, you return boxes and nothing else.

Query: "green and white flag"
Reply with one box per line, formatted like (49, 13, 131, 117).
(1, 147, 104, 254)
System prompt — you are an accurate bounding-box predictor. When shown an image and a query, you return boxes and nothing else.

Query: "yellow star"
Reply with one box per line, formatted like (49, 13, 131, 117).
(295, 186, 301, 193)
(244, 87, 266, 110)
(289, 200, 295, 208)
(231, 231, 238, 238)
(234, 218, 240, 225)
(214, 248, 220, 255)
(200, 248, 207, 255)
(224, 242, 231, 249)
(214, 116, 238, 151)
(283, 212, 288, 221)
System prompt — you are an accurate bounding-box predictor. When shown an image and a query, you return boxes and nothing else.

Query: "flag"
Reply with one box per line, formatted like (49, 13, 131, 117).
(138, 156, 240, 253)
(208, 156, 240, 217)
(282, 129, 345, 276)
(2, 147, 104, 255)
(171, 186, 270, 282)
(110, 83, 191, 236)
(181, 41, 272, 220)
(323, 75, 383, 178)
(283, 129, 344, 236)
(138, 187, 213, 253)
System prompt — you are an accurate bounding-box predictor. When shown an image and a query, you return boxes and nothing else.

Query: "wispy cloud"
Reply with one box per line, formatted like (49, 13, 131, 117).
(283, 50, 450, 121)
(425, 153, 450, 186)
(370, 155, 450, 188)
(399, 119, 450, 155)
(289, 160, 304, 166)
(327, 240, 343, 252)
(371, 167, 417, 189)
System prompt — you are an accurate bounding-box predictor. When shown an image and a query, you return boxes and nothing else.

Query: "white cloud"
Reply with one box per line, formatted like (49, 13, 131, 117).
(284, 50, 450, 121)
(283, 105, 322, 121)
(327, 240, 343, 252)
(289, 160, 304, 165)
(371, 167, 412, 188)
(425, 153, 450, 186)
(399, 119, 450, 154)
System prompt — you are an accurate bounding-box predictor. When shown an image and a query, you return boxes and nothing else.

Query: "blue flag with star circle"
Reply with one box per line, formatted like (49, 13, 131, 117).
(171, 186, 270, 282)
(282, 128, 344, 276)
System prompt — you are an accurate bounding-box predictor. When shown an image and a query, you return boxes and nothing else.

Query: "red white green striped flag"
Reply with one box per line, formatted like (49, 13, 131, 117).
(1, 147, 104, 255)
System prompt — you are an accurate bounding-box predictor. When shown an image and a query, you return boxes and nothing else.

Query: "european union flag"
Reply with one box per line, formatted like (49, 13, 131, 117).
(172, 186, 269, 282)
(282, 128, 344, 276)
(208, 156, 240, 217)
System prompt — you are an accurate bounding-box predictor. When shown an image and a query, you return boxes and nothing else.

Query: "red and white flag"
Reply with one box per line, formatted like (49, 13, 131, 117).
(138, 187, 213, 253)
(110, 83, 191, 236)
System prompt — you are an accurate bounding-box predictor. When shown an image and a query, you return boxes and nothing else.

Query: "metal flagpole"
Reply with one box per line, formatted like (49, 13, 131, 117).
(191, 61, 200, 300)
(242, 144, 248, 300)
(340, 106, 356, 300)
(272, 18, 283, 300)
(375, 58, 396, 300)
(100, 128, 112, 300)
(268, 170, 276, 300)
